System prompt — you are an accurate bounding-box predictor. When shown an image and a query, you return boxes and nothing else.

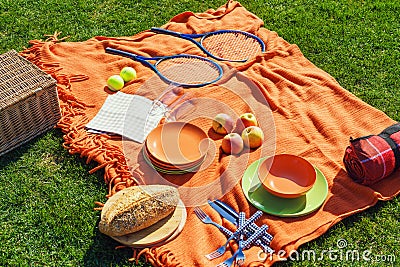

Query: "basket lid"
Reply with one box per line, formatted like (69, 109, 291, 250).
(0, 50, 56, 110)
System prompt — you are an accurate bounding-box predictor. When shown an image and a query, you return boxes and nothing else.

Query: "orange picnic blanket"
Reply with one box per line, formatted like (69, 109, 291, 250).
(21, 1, 399, 266)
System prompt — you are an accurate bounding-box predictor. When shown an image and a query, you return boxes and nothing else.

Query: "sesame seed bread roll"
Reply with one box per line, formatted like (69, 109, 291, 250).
(99, 185, 180, 237)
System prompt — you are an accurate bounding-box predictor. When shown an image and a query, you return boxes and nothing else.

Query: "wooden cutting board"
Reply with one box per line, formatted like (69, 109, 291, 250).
(111, 199, 186, 246)
(133, 201, 188, 248)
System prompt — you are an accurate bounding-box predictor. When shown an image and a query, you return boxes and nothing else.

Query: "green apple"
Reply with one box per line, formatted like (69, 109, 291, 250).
(240, 112, 258, 128)
(212, 113, 234, 135)
(241, 126, 264, 149)
(107, 75, 124, 91)
(120, 66, 137, 82)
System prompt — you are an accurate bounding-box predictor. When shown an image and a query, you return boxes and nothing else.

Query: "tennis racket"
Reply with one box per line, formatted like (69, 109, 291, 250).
(150, 28, 265, 62)
(105, 47, 223, 88)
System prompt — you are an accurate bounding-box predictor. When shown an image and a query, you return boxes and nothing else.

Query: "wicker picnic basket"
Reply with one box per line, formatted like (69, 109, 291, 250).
(0, 50, 61, 156)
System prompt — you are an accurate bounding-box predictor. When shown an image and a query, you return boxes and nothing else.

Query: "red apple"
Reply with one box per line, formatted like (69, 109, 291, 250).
(221, 133, 244, 155)
(212, 113, 234, 135)
(240, 113, 258, 128)
(241, 126, 264, 149)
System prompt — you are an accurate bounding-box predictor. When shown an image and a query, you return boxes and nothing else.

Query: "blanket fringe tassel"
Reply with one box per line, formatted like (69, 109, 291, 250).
(113, 246, 182, 267)
(19, 32, 144, 198)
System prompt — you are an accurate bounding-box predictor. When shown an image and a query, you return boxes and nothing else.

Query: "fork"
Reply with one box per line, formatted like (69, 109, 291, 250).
(206, 211, 263, 260)
(193, 207, 234, 237)
(216, 250, 239, 267)
(217, 214, 245, 267)
(216, 245, 240, 267)
(217, 224, 269, 267)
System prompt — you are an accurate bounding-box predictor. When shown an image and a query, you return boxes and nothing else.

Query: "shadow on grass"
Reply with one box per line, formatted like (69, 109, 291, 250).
(83, 216, 150, 267)
(0, 128, 73, 167)
(83, 226, 137, 266)
(0, 133, 37, 167)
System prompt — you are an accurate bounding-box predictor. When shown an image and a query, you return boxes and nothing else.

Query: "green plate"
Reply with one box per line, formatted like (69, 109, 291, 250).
(142, 148, 202, 175)
(241, 158, 329, 217)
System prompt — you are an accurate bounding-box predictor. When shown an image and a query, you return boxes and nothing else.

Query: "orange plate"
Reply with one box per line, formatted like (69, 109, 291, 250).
(144, 145, 205, 169)
(146, 122, 209, 165)
(143, 146, 204, 171)
(257, 154, 316, 198)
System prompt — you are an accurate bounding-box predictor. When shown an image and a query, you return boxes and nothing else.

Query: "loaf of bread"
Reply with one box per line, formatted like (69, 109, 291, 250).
(99, 185, 179, 237)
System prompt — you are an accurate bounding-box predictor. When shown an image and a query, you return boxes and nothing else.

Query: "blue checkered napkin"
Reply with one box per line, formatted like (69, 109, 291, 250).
(86, 92, 165, 143)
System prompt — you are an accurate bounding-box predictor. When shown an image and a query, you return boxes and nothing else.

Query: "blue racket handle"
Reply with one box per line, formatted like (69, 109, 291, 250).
(106, 47, 158, 61)
(105, 47, 140, 59)
(105, 47, 158, 74)
(150, 27, 204, 39)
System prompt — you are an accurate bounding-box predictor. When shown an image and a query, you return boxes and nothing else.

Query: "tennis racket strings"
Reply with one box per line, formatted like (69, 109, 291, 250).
(155, 56, 221, 86)
(201, 31, 264, 62)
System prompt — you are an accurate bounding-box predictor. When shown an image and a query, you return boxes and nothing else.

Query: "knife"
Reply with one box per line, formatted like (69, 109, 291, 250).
(208, 199, 273, 243)
(208, 199, 238, 225)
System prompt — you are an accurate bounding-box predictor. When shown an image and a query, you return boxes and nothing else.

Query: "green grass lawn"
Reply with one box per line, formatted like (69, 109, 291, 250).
(0, 0, 399, 266)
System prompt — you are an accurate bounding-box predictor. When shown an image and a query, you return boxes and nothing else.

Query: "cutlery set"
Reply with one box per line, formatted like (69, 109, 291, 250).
(194, 200, 274, 266)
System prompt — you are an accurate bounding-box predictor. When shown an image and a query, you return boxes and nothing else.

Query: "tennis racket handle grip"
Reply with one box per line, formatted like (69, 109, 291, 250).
(105, 47, 136, 58)
(150, 27, 182, 36)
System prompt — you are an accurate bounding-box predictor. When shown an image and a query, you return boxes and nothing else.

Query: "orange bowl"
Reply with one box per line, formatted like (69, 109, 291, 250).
(257, 154, 316, 198)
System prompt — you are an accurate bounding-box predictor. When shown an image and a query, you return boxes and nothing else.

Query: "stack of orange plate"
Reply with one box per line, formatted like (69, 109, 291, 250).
(143, 122, 209, 174)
